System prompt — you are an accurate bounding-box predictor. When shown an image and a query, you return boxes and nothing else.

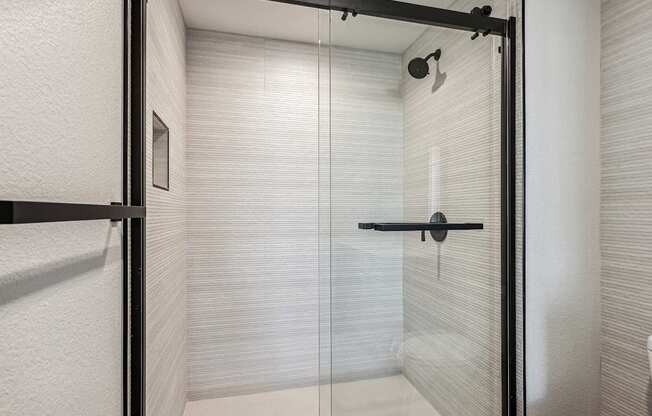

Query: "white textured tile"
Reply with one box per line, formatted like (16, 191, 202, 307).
(600, 1, 652, 415)
(329, 46, 405, 383)
(146, 1, 187, 415)
(186, 30, 320, 400)
(401, 1, 505, 414)
(186, 29, 404, 400)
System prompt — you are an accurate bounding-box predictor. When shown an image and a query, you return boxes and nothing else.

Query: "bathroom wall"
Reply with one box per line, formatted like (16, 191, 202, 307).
(600, 1, 652, 415)
(525, 0, 602, 414)
(146, 0, 187, 415)
(401, 6, 504, 415)
(0, 1, 124, 415)
(185, 29, 404, 400)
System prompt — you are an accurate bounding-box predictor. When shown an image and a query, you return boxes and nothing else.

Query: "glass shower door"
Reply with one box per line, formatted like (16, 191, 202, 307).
(319, 4, 513, 415)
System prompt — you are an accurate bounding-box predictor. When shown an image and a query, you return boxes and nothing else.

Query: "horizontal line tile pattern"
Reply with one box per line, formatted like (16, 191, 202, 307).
(185, 29, 404, 400)
(146, 1, 187, 415)
(186, 30, 319, 401)
(401, 1, 504, 413)
(504, 1, 525, 415)
(600, 1, 652, 415)
(329, 46, 405, 383)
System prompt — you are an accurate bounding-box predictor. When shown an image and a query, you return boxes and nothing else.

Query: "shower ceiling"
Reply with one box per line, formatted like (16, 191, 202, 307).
(179, 0, 455, 53)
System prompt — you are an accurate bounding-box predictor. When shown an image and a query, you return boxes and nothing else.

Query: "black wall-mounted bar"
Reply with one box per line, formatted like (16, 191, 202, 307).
(359, 222, 483, 232)
(268, 0, 507, 35)
(0, 201, 145, 224)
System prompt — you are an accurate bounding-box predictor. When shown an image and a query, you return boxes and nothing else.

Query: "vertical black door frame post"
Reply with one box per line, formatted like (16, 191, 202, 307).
(131, 0, 146, 414)
(124, 1, 146, 415)
(502, 15, 518, 416)
(122, 1, 129, 415)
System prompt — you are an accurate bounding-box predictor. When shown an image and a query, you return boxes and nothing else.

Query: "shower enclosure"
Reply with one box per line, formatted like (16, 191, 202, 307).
(183, 0, 521, 415)
(313, 2, 518, 415)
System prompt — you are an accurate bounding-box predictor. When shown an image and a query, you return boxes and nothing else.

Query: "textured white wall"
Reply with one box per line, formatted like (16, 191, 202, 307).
(525, 0, 602, 414)
(0, 1, 124, 415)
(146, 0, 187, 415)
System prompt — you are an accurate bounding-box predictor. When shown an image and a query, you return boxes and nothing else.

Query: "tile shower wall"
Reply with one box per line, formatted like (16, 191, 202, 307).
(185, 30, 404, 400)
(511, 0, 524, 414)
(401, 5, 503, 416)
(601, 1, 652, 415)
(330, 47, 404, 383)
(146, 1, 187, 415)
(185, 30, 319, 400)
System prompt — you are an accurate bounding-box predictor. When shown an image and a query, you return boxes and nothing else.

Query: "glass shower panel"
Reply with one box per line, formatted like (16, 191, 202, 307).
(322, 9, 505, 416)
(318, 8, 332, 416)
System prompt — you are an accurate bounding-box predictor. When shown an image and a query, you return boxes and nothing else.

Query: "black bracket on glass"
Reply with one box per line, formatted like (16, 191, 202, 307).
(357, 222, 483, 231)
(358, 212, 483, 242)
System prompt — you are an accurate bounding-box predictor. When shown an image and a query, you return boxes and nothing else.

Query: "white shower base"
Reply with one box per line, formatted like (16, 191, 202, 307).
(183, 375, 441, 416)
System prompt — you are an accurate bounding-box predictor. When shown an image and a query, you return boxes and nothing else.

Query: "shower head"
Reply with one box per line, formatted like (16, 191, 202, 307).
(408, 57, 429, 79)
(408, 49, 442, 79)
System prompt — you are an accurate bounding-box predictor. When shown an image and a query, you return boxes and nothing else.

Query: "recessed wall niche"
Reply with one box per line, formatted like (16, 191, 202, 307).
(152, 112, 169, 191)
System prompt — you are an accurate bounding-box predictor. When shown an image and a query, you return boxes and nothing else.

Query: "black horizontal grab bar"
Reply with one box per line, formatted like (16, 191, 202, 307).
(358, 222, 483, 231)
(0, 200, 146, 224)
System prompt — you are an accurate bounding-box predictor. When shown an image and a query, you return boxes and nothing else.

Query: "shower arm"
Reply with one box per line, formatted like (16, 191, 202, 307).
(423, 49, 441, 63)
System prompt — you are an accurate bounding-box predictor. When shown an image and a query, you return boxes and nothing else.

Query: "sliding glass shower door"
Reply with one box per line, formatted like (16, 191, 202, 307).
(317, 3, 519, 415)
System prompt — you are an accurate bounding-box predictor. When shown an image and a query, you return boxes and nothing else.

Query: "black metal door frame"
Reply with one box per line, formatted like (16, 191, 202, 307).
(126, 1, 146, 416)
(268, 1, 519, 415)
(502, 15, 518, 416)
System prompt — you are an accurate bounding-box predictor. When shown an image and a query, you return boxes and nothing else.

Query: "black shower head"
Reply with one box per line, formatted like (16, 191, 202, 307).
(408, 57, 429, 79)
(408, 49, 442, 79)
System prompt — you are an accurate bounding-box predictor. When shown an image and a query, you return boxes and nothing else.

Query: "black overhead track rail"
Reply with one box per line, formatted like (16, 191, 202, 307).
(1, 1, 147, 415)
(269, 0, 507, 35)
(266, 1, 519, 416)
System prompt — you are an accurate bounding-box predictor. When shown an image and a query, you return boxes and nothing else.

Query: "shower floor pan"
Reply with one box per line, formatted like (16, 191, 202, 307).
(183, 375, 440, 416)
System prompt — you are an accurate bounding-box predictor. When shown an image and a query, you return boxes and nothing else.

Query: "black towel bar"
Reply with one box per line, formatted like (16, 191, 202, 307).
(0, 200, 146, 224)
